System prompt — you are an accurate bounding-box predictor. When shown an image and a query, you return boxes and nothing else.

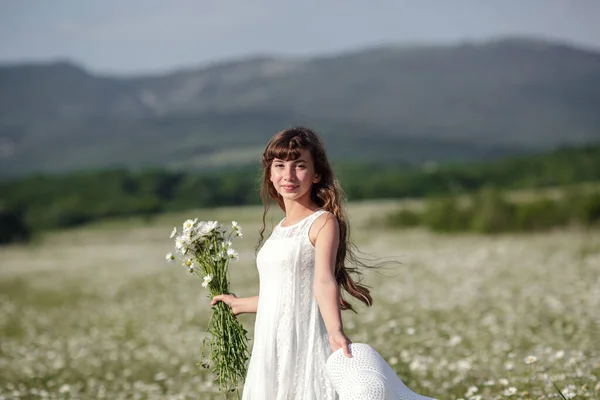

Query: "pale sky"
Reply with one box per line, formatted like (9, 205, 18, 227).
(1, 0, 599, 75)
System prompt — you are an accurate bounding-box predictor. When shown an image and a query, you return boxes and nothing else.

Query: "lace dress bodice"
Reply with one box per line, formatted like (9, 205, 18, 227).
(242, 209, 337, 400)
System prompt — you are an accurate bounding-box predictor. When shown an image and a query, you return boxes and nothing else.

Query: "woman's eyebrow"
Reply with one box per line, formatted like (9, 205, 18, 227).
(272, 158, 307, 163)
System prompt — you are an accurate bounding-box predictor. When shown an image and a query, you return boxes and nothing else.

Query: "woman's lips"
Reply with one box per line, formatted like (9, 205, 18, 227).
(282, 185, 298, 191)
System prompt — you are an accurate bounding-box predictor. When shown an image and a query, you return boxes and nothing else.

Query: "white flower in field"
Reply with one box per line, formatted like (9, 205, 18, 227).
(562, 385, 576, 399)
(456, 359, 471, 372)
(165, 253, 175, 262)
(154, 372, 167, 381)
(58, 384, 71, 393)
(202, 274, 213, 288)
(469, 395, 481, 400)
(409, 358, 426, 373)
(498, 378, 509, 386)
(503, 386, 517, 396)
(465, 385, 478, 397)
(555, 350, 565, 360)
(524, 355, 537, 364)
(406, 327, 416, 335)
(483, 380, 495, 386)
(227, 247, 239, 261)
(170, 227, 177, 238)
(448, 335, 462, 346)
(504, 361, 514, 370)
(389, 356, 398, 365)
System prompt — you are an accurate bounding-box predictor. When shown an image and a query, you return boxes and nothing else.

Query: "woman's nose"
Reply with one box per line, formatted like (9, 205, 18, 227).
(284, 166, 296, 180)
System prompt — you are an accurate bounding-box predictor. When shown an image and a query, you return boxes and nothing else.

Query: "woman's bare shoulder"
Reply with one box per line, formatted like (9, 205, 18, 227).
(309, 211, 339, 245)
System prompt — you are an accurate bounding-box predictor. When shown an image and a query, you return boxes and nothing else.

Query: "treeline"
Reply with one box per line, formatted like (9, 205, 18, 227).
(340, 144, 600, 199)
(1, 144, 600, 243)
(0, 168, 260, 233)
(387, 187, 600, 233)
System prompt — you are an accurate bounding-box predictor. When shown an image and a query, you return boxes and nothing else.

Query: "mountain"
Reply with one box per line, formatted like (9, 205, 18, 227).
(1, 37, 600, 177)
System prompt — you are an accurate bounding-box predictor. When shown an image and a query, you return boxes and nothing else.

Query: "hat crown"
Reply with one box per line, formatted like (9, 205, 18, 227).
(325, 343, 437, 400)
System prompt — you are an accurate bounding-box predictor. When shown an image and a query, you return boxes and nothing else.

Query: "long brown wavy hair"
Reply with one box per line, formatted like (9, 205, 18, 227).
(258, 126, 373, 312)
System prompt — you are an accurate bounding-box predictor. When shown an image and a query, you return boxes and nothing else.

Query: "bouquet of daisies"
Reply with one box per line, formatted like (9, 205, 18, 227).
(166, 219, 249, 394)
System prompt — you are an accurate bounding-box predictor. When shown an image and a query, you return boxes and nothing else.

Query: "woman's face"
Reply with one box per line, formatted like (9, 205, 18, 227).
(269, 149, 320, 202)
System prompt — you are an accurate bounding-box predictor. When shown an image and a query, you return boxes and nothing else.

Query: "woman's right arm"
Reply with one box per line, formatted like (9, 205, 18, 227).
(210, 294, 258, 315)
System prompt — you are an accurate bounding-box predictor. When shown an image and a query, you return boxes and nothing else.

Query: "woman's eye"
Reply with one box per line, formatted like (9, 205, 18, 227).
(274, 164, 284, 168)
(296, 164, 306, 169)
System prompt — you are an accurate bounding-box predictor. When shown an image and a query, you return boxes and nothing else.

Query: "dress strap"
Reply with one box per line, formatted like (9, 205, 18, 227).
(300, 209, 329, 233)
(272, 209, 330, 240)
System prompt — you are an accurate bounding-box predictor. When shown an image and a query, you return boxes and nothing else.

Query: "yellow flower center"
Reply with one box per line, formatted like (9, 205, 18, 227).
(185, 260, 191, 266)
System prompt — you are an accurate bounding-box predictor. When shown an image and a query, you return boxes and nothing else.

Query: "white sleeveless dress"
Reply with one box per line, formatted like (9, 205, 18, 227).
(242, 209, 337, 400)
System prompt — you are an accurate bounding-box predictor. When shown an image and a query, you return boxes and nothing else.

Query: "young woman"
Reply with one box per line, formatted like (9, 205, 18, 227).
(211, 127, 373, 399)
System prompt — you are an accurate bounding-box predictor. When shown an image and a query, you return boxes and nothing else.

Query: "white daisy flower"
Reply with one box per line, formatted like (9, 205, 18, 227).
(165, 253, 175, 262)
(58, 384, 70, 393)
(206, 220, 219, 232)
(182, 218, 197, 232)
(562, 385, 577, 399)
(202, 274, 213, 288)
(232, 221, 243, 237)
(503, 387, 517, 396)
(227, 248, 239, 261)
(524, 355, 537, 365)
(175, 235, 190, 254)
(498, 378, 509, 386)
(170, 227, 177, 238)
(465, 386, 478, 397)
(197, 221, 218, 237)
(183, 259, 193, 269)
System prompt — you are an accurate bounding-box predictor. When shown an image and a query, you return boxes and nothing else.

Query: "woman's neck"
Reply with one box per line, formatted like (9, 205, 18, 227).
(283, 199, 320, 221)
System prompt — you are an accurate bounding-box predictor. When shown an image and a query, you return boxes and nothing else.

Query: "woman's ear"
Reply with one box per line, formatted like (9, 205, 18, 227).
(313, 174, 320, 183)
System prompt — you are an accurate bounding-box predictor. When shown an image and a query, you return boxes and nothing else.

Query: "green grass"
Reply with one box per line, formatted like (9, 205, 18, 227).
(0, 201, 598, 399)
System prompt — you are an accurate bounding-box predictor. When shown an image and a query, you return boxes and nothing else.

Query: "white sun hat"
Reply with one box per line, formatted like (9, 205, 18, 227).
(325, 343, 437, 400)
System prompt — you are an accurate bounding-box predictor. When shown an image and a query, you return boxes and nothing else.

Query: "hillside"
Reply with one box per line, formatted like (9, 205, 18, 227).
(1, 37, 600, 176)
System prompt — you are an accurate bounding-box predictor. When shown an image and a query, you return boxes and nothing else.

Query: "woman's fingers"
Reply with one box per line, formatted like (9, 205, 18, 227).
(343, 341, 352, 358)
(211, 294, 233, 306)
(210, 294, 224, 306)
(340, 336, 352, 358)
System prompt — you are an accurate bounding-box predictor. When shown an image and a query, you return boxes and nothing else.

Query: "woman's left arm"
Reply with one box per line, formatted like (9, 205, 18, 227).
(312, 214, 352, 357)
